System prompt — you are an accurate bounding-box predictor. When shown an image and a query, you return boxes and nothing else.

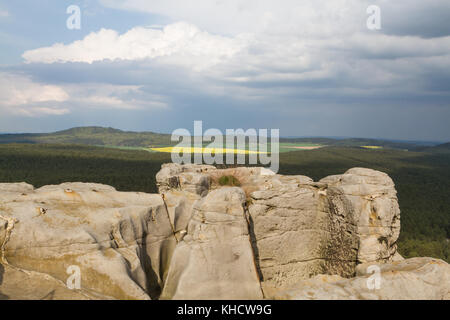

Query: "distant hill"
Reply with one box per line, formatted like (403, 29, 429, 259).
(0, 127, 172, 147)
(415, 142, 450, 153)
(0, 126, 443, 150)
(437, 142, 450, 149)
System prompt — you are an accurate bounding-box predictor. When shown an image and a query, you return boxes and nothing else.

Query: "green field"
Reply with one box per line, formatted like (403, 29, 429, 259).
(278, 142, 324, 152)
(0, 142, 448, 262)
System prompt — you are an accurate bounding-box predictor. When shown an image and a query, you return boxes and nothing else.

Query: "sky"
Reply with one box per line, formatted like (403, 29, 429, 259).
(0, 0, 449, 141)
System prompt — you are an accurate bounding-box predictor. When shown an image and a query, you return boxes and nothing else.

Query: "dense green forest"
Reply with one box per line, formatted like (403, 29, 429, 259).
(0, 143, 448, 262)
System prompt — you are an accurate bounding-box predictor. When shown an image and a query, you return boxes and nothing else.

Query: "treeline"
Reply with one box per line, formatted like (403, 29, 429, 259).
(0, 144, 171, 193)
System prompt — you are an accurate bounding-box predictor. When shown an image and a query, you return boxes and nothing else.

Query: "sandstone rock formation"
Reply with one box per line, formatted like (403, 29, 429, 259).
(0, 182, 174, 300)
(271, 257, 450, 300)
(157, 164, 401, 295)
(0, 164, 448, 300)
(160, 187, 263, 300)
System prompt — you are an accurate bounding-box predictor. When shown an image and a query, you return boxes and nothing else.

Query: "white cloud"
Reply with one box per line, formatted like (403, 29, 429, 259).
(22, 22, 246, 70)
(30, 107, 70, 116)
(0, 72, 70, 116)
(99, 0, 450, 38)
(0, 10, 9, 18)
(99, 0, 366, 36)
(0, 72, 168, 117)
(67, 83, 169, 110)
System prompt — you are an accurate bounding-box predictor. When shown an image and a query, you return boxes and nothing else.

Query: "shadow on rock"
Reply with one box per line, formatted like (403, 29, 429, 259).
(0, 264, 9, 300)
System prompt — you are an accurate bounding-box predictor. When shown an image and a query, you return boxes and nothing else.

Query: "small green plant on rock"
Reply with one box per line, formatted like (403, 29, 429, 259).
(218, 175, 241, 187)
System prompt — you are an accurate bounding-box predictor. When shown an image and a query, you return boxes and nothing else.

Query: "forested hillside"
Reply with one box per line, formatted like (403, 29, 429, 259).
(0, 127, 172, 147)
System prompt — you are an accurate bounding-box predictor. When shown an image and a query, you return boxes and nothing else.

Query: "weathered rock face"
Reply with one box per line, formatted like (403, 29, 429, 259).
(0, 164, 448, 300)
(321, 168, 401, 264)
(160, 188, 263, 300)
(271, 258, 450, 300)
(0, 182, 177, 300)
(156, 163, 216, 196)
(247, 173, 359, 291)
(157, 165, 400, 292)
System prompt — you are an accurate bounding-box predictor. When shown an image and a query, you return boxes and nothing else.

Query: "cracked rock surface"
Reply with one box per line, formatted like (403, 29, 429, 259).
(0, 164, 448, 300)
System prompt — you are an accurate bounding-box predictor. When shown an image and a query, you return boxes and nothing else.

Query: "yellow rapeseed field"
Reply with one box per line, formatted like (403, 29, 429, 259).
(151, 147, 266, 154)
(361, 146, 383, 149)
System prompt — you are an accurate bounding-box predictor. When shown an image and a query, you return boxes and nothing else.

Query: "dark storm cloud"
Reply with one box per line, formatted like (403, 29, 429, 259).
(381, 1, 450, 39)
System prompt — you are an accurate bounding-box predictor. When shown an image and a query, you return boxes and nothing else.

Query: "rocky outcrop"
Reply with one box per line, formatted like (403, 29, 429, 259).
(0, 164, 448, 300)
(156, 164, 401, 294)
